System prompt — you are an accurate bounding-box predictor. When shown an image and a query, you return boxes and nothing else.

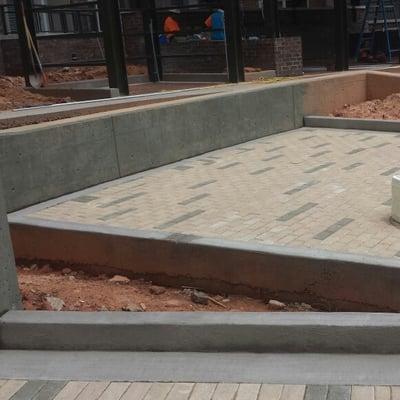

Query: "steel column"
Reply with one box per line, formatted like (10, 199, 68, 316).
(264, 0, 280, 38)
(224, 0, 245, 83)
(97, 0, 129, 95)
(334, 0, 349, 71)
(14, 0, 37, 86)
(142, 0, 162, 82)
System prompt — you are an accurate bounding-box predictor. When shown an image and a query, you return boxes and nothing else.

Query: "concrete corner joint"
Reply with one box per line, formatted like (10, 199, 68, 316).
(392, 175, 400, 224)
(0, 178, 21, 315)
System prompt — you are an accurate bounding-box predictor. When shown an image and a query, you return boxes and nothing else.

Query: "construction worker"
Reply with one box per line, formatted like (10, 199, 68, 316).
(205, 8, 225, 41)
(164, 10, 181, 42)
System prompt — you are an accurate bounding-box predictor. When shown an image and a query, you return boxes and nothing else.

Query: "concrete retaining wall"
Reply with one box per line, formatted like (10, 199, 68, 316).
(0, 178, 20, 316)
(9, 218, 400, 312)
(0, 71, 377, 213)
(3, 310, 400, 353)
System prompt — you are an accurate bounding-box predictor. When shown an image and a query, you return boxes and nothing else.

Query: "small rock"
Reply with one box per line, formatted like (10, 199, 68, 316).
(122, 304, 142, 312)
(40, 264, 52, 273)
(109, 275, 130, 284)
(149, 285, 166, 295)
(69, 276, 76, 281)
(268, 299, 286, 311)
(46, 296, 65, 311)
(99, 306, 109, 311)
(222, 298, 231, 303)
(62, 268, 72, 275)
(30, 264, 37, 271)
(191, 290, 209, 305)
(182, 288, 192, 296)
(165, 299, 184, 308)
(23, 267, 30, 271)
(140, 302, 147, 311)
(300, 302, 313, 311)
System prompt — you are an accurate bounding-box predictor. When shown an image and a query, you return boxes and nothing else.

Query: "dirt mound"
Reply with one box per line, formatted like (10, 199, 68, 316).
(0, 75, 68, 111)
(46, 65, 147, 83)
(333, 93, 400, 120)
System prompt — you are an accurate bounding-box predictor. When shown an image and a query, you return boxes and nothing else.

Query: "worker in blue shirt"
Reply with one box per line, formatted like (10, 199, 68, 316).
(205, 8, 225, 41)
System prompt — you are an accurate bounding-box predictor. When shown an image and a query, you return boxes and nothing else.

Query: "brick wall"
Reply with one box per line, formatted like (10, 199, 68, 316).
(274, 36, 303, 76)
(161, 37, 303, 76)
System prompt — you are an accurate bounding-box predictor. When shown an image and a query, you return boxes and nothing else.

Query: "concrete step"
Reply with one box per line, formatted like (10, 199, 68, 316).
(2, 350, 400, 385)
(2, 310, 400, 353)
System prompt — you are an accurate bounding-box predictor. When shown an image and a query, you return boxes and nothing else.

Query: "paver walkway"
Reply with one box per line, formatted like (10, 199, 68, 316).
(0, 380, 396, 400)
(19, 127, 400, 259)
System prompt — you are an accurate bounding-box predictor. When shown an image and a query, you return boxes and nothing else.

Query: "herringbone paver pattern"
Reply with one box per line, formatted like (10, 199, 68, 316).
(26, 127, 400, 258)
(0, 381, 396, 400)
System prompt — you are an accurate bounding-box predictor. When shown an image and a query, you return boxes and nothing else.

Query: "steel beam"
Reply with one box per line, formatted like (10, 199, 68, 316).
(98, 0, 129, 95)
(264, 0, 280, 38)
(334, 0, 349, 71)
(224, 0, 245, 83)
(14, 0, 37, 86)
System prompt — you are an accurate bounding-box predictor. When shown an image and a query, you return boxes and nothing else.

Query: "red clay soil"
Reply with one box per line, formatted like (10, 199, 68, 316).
(0, 75, 68, 111)
(333, 93, 400, 120)
(46, 65, 147, 83)
(17, 264, 319, 313)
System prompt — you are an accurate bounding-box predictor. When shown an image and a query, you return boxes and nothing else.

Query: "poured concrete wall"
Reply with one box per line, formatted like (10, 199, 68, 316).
(0, 177, 20, 315)
(0, 71, 380, 213)
(10, 219, 400, 312)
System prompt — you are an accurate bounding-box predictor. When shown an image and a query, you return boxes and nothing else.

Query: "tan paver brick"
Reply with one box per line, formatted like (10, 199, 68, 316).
(26, 128, 400, 259)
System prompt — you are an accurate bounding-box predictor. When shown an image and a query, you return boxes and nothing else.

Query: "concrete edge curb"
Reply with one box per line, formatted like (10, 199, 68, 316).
(1, 310, 400, 353)
(304, 115, 400, 132)
(8, 216, 400, 312)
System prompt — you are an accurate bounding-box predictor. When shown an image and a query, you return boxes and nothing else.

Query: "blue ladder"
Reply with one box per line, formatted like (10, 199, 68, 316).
(355, 0, 400, 62)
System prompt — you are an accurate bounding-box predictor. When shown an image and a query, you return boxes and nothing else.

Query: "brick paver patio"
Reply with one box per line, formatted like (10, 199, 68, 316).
(22, 127, 400, 259)
(0, 380, 395, 400)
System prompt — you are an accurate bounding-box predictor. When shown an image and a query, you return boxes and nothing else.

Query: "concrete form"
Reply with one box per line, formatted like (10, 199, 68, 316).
(0, 178, 20, 315)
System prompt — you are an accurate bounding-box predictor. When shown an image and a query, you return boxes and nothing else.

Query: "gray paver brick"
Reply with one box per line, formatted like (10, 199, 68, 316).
(327, 386, 351, 400)
(9, 381, 46, 400)
(305, 163, 335, 173)
(304, 385, 328, 400)
(155, 210, 205, 230)
(381, 167, 400, 176)
(189, 180, 217, 189)
(314, 218, 354, 241)
(179, 194, 210, 206)
(32, 381, 66, 400)
(218, 162, 241, 170)
(278, 203, 318, 222)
